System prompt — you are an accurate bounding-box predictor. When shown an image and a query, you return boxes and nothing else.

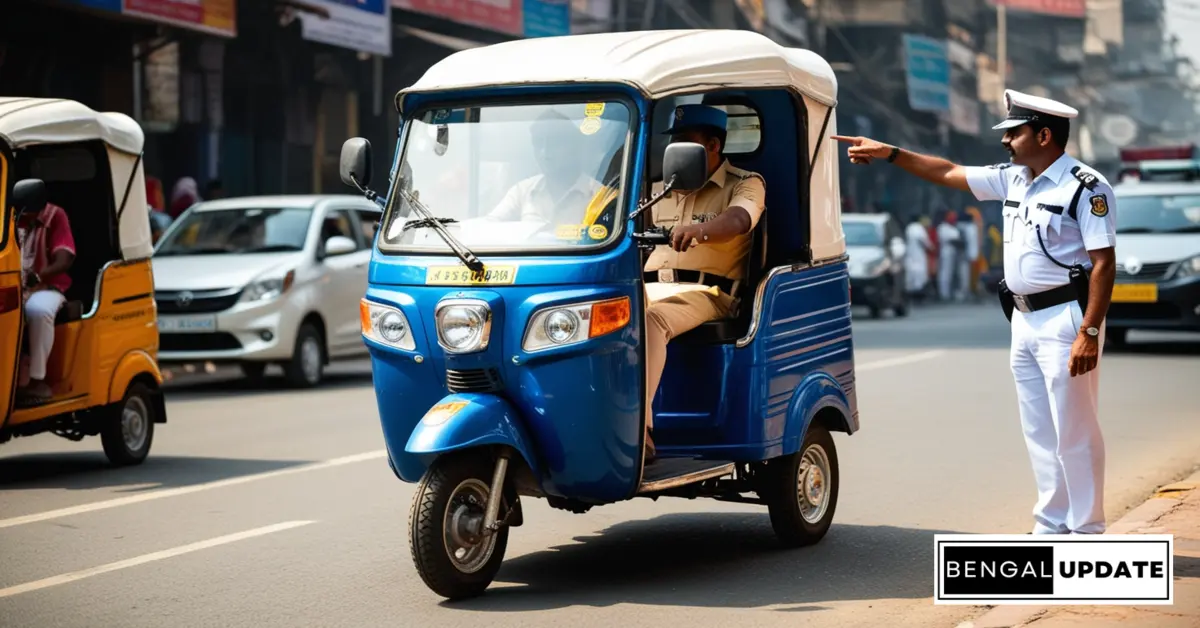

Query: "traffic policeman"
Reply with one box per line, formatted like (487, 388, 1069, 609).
(834, 89, 1118, 534)
(642, 104, 767, 460)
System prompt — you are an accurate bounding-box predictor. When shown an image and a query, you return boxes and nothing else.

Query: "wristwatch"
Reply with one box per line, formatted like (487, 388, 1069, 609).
(1082, 326, 1100, 337)
(887, 147, 901, 163)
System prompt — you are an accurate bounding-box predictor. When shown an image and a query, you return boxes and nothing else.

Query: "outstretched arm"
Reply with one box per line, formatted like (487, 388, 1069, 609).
(832, 136, 971, 192)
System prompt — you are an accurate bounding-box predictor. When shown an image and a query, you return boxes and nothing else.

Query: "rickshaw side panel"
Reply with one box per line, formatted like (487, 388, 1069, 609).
(404, 393, 540, 477)
(655, 261, 856, 460)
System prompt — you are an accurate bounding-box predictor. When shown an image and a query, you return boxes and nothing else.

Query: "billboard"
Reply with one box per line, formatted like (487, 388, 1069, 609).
(67, 0, 238, 37)
(392, 0, 591, 38)
(299, 0, 393, 56)
(902, 34, 951, 113)
(990, 0, 1086, 19)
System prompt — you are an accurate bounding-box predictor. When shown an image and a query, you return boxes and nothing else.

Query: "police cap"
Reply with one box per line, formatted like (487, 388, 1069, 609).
(664, 104, 728, 136)
(992, 89, 1078, 131)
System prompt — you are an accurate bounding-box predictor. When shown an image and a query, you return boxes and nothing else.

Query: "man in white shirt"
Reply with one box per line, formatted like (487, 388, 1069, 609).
(936, 211, 962, 301)
(834, 89, 1117, 535)
(487, 110, 603, 226)
(903, 217, 932, 299)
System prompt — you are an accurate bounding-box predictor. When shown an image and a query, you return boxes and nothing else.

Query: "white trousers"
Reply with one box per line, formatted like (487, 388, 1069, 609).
(1011, 300, 1106, 534)
(24, 290, 65, 381)
(938, 252, 957, 300)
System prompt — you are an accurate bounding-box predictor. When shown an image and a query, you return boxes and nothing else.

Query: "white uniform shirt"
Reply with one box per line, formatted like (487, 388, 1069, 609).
(964, 154, 1117, 296)
(487, 174, 604, 224)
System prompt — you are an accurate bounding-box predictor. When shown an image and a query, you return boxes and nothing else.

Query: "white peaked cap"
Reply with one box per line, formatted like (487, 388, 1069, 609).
(991, 89, 1079, 130)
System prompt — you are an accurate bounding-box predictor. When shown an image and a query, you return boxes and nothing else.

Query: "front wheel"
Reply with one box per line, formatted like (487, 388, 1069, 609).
(409, 455, 509, 600)
(283, 323, 324, 388)
(762, 423, 839, 547)
(100, 383, 157, 466)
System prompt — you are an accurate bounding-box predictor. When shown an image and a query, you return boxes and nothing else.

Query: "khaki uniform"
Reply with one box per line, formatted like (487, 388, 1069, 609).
(643, 159, 766, 428)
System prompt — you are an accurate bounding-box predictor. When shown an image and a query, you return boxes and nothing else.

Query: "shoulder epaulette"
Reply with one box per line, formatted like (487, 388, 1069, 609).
(1071, 165, 1098, 191)
(987, 163, 1011, 170)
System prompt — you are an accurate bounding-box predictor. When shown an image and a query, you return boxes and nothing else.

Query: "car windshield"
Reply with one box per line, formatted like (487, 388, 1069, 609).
(843, 221, 883, 246)
(1116, 193, 1200, 233)
(379, 100, 632, 253)
(155, 207, 313, 256)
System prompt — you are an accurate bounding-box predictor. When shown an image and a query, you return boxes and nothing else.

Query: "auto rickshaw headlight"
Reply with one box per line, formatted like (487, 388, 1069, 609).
(435, 300, 492, 354)
(361, 299, 416, 351)
(523, 296, 630, 352)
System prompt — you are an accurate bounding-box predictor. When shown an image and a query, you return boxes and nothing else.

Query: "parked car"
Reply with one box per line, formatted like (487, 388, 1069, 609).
(151, 195, 381, 386)
(844, 213, 908, 318)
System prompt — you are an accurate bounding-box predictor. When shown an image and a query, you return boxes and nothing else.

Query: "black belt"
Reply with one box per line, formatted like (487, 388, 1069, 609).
(1012, 284, 1077, 314)
(644, 269, 735, 295)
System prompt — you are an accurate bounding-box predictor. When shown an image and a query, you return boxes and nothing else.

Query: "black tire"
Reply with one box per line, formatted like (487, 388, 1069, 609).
(893, 296, 909, 317)
(283, 323, 324, 388)
(1106, 327, 1128, 348)
(762, 422, 839, 548)
(409, 454, 509, 600)
(100, 382, 157, 467)
(240, 362, 267, 380)
(868, 305, 882, 319)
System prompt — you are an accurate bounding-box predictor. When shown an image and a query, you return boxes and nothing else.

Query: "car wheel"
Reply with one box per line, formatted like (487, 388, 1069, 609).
(761, 423, 839, 547)
(284, 323, 324, 388)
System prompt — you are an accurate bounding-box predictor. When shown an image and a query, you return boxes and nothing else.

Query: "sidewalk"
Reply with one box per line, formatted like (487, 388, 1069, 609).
(960, 468, 1200, 628)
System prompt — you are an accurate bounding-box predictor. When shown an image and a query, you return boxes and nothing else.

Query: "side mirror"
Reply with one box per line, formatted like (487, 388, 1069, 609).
(662, 143, 709, 191)
(890, 236, 906, 259)
(340, 138, 372, 190)
(12, 179, 47, 216)
(324, 235, 357, 257)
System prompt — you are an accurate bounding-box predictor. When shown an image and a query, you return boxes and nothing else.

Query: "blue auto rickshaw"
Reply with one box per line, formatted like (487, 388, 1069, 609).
(340, 29, 859, 600)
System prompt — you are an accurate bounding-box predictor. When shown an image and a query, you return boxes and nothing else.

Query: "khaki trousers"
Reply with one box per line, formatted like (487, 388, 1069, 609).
(644, 286, 734, 429)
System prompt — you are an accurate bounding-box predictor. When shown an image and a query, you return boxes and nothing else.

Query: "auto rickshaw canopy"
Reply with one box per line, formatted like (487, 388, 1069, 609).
(0, 97, 154, 260)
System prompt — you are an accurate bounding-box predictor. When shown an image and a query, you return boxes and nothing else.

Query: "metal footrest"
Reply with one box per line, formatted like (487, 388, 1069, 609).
(638, 458, 735, 494)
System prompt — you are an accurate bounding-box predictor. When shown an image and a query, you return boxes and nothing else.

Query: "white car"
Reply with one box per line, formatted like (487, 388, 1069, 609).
(151, 195, 380, 386)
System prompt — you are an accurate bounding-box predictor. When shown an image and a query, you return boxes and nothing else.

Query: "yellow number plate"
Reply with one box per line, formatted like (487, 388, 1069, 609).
(424, 265, 518, 285)
(1112, 283, 1158, 303)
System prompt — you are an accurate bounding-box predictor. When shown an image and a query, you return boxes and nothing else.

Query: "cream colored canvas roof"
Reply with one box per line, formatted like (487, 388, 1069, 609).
(0, 98, 144, 155)
(398, 29, 838, 110)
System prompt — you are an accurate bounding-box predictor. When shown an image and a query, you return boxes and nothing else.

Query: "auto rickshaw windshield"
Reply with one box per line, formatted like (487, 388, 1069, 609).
(379, 99, 633, 253)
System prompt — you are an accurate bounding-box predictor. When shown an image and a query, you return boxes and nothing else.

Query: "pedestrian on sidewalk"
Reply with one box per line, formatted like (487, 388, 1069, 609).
(833, 89, 1118, 535)
(936, 210, 962, 301)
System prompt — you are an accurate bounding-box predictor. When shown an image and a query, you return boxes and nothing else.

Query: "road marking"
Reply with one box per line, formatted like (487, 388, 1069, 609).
(857, 349, 947, 372)
(0, 520, 315, 599)
(0, 451, 385, 530)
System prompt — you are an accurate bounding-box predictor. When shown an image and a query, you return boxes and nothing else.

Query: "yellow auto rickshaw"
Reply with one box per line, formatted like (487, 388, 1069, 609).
(0, 98, 166, 465)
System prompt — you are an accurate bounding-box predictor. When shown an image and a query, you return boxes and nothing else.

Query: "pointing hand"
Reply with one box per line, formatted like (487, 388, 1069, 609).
(832, 135, 894, 165)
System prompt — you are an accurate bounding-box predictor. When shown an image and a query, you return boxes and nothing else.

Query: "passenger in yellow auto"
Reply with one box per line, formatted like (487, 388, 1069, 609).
(643, 104, 766, 458)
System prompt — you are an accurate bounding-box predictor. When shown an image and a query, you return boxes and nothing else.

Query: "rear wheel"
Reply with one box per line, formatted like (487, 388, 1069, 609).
(409, 454, 509, 600)
(762, 423, 839, 547)
(100, 382, 156, 466)
(283, 323, 324, 388)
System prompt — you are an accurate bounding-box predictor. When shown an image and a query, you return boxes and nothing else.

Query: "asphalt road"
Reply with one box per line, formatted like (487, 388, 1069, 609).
(1, 302, 1198, 628)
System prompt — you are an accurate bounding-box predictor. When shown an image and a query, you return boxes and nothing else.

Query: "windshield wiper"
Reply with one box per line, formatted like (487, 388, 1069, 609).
(156, 247, 230, 256)
(394, 188, 484, 273)
(403, 217, 458, 232)
(1169, 225, 1200, 233)
(1116, 227, 1154, 234)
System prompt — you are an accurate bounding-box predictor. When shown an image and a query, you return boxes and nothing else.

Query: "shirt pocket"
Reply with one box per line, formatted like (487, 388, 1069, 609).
(1002, 203, 1021, 244)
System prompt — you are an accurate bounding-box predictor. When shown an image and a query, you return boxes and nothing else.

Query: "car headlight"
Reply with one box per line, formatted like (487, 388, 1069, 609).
(523, 296, 631, 352)
(435, 300, 492, 354)
(360, 299, 416, 351)
(1173, 255, 1200, 279)
(240, 270, 295, 303)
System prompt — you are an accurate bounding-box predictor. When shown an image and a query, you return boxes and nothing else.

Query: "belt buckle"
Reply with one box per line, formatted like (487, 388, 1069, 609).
(658, 269, 676, 283)
(1013, 294, 1031, 313)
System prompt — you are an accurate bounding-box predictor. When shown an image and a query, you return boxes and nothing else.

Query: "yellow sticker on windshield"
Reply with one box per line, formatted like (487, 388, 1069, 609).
(585, 103, 605, 117)
(425, 265, 518, 285)
(588, 224, 608, 240)
(556, 224, 585, 240)
(580, 117, 602, 135)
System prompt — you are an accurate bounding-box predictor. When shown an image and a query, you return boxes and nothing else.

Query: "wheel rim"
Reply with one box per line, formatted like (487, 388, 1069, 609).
(797, 443, 832, 524)
(441, 478, 498, 574)
(121, 396, 150, 452)
(301, 336, 322, 383)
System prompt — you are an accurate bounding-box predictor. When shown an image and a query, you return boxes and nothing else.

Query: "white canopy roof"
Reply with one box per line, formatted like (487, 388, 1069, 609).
(0, 98, 144, 155)
(398, 29, 838, 110)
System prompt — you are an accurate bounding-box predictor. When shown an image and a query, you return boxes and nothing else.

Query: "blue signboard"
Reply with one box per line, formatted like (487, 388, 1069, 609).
(524, 0, 571, 38)
(902, 34, 951, 113)
(64, 0, 122, 11)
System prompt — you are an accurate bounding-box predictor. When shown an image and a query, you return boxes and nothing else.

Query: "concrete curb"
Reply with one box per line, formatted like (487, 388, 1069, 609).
(953, 468, 1200, 628)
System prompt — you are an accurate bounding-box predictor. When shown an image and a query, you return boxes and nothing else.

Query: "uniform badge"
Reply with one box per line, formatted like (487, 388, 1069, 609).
(1090, 194, 1109, 217)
